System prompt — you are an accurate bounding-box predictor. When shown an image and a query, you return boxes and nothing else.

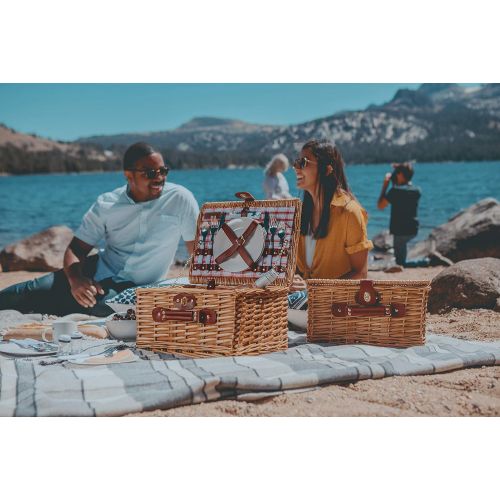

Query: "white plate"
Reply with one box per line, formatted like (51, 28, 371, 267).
(67, 349, 137, 366)
(0, 342, 58, 357)
(212, 217, 265, 272)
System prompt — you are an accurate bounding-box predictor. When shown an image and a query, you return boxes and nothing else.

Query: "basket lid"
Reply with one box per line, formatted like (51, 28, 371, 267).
(189, 192, 301, 287)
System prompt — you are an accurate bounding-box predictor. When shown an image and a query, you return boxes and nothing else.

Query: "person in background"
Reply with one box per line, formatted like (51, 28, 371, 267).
(0, 142, 199, 316)
(290, 139, 373, 292)
(263, 153, 292, 199)
(377, 162, 437, 269)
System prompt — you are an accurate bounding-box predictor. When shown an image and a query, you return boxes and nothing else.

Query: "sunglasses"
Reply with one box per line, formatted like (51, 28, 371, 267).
(293, 157, 316, 170)
(130, 166, 170, 179)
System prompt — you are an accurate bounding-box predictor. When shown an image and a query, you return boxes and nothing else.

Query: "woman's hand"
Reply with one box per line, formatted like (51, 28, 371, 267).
(290, 274, 307, 292)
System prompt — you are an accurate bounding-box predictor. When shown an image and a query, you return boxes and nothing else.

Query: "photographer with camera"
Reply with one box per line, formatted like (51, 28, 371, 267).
(377, 162, 430, 269)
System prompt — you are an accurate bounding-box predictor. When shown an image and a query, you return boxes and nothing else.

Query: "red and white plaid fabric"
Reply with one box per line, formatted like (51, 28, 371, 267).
(192, 205, 297, 279)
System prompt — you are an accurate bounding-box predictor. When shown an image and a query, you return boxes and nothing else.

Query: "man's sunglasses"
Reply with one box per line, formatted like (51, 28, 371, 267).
(129, 167, 170, 179)
(293, 157, 316, 170)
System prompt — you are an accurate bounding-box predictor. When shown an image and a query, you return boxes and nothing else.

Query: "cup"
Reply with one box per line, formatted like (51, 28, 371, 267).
(43, 320, 77, 343)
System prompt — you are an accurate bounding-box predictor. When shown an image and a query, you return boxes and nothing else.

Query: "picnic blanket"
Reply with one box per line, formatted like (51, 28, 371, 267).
(1, 330, 499, 416)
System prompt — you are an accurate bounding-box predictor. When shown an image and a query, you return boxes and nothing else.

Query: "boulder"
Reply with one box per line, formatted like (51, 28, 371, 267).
(410, 198, 500, 263)
(0, 226, 73, 272)
(372, 230, 393, 251)
(428, 257, 500, 313)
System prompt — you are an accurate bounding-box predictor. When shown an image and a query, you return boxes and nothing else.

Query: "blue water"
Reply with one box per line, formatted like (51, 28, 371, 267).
(1, 162, 499, 259)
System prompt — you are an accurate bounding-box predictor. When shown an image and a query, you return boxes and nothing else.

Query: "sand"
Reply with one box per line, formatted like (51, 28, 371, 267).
(1, 266, 498, 417)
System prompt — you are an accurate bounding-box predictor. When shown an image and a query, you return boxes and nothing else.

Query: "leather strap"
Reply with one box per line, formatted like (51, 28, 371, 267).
(355, 280, 381, 306)
(235, 192, 255, 202)
(152, 307, 217, 325)
(215, 220, 259, 268)
(331, 303, 406, 318)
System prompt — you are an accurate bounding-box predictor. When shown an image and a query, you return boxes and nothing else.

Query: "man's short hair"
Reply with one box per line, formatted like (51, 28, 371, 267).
(123, 142, 157, 170)
(393, 162, 414, 181)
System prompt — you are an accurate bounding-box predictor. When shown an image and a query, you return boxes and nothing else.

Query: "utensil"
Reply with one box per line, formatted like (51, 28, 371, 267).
(10, 338, 58, 352)
(218, 212, 226, 230)
(262, 212, 270, 232)
(277, 222, 286, 245)
(269, 217, 278, 265)
(200, 221, 209, 247)
(39, 344, 126, 365)
(210, 215, 219, 242)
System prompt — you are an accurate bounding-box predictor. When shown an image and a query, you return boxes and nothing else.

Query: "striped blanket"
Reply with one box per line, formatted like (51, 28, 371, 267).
(1, 331, 499, 416)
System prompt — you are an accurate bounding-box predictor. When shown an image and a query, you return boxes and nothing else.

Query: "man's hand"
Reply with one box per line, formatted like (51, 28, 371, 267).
(290, 274, 307, 292)
(384, 172, 392, 184)
(69, 276, 104, 308)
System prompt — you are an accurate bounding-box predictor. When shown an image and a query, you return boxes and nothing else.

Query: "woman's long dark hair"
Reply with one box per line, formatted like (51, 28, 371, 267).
(300, 139, 351, 238)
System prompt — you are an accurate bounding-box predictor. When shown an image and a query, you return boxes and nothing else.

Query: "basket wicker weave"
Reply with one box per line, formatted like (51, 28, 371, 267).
(307, 279, 431, 347)
(136, 194, 301, 357)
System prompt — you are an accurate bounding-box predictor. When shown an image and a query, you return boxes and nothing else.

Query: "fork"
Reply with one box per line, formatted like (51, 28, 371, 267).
(269, 217, 279, 264)
(209, 215, 219, 243)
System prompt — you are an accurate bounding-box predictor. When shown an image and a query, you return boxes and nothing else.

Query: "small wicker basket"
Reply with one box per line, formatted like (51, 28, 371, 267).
(136, 193, 301, 358)
(307, 279, 431, 347)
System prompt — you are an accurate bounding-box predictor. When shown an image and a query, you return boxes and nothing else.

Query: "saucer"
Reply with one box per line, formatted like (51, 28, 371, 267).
(0, 342, 58, 357)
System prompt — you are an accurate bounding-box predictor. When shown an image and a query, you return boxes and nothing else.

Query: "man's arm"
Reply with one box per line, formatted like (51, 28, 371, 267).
(340, 249, 369, 279)
(377, 173, 392, 210)
(64, 237, 104, 308)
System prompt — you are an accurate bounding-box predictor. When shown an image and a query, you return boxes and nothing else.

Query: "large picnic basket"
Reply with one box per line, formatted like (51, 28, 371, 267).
(307, 279, 431, 347)
(136, 192, 301, 358)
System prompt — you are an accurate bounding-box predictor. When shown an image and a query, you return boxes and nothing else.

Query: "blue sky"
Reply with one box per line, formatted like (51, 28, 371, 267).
(0, 83, 476, 141)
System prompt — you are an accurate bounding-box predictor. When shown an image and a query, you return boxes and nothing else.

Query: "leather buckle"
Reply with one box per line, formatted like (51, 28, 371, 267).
(173, 293, 197, 311)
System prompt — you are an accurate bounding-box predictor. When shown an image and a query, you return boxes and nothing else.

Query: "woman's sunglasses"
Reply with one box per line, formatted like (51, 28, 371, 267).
(293, 157, 316, 170)
(130, 167, 170, 179)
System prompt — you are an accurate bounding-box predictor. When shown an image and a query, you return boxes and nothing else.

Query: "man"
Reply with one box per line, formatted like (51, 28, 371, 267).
(0, 142, 199, 316)
(377, 162, 430, 269)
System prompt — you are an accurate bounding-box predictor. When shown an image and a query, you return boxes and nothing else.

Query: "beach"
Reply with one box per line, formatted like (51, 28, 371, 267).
(1, 266, 498, 417)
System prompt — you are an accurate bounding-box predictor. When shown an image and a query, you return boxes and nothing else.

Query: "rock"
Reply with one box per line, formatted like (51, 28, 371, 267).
(494, 298, 500, 313)
(0, 226, 73, 272)
(428, 258, 500, 313)
(372, 230, 393, 251)
(384, 265, 404, 273)
(410, 198, 500, 263)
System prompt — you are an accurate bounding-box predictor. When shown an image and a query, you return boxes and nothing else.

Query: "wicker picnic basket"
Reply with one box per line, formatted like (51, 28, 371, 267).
(136, 192, 301, 358)
(307, 279, 431, 347)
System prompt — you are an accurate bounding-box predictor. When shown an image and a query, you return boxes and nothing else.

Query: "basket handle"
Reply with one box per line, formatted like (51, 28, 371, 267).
(331, 303, 406, 318)
(235, 192, 255, 202)
(152, 307, 218, 325)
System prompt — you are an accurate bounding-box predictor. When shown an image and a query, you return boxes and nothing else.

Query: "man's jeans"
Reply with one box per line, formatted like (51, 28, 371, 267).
(0, 255, 135, 317)
(393, 234, 430, 268)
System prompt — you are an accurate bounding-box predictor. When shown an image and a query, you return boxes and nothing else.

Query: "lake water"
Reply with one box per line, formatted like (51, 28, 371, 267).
(1, 161, 499, 260)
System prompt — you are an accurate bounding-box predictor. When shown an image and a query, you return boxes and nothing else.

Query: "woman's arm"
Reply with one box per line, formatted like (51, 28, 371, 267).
(339, 249, 368, 279)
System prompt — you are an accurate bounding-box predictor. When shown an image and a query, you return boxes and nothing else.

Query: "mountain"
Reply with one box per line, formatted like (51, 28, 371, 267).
(2, 83, 500, 174)
(79, 83, 500, 167)
(0, 124, 120, 174)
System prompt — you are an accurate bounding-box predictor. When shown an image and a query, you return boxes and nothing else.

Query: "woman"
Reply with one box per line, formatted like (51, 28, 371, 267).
(263, 153, 292, 199)
(291, 139, 373, 291)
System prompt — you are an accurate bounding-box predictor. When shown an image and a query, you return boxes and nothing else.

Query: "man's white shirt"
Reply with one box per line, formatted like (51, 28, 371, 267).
(75, 182, 199, 285)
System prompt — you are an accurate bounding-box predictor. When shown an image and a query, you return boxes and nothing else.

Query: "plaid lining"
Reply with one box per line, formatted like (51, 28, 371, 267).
(192, 206, 297, 279)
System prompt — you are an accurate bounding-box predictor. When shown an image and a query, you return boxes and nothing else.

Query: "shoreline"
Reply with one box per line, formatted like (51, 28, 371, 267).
(2, 159, 500, 177)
